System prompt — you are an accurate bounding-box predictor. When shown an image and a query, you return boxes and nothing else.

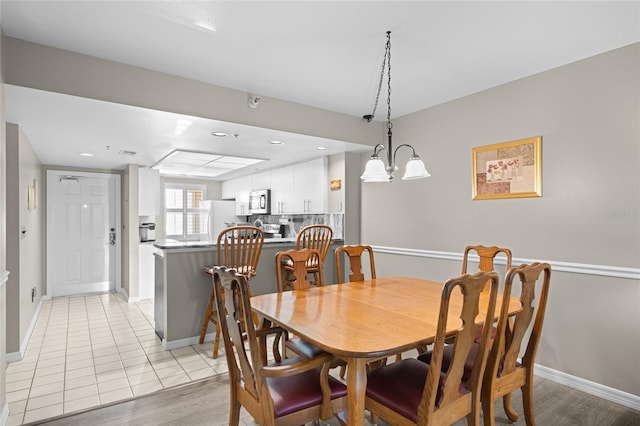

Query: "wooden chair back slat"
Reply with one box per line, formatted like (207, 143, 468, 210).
(335, 244, 376, 283)
(462, 245, 512, 274)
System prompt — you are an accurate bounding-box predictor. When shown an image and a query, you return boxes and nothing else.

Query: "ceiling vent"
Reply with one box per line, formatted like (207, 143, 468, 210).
(119, 150, 137, 156)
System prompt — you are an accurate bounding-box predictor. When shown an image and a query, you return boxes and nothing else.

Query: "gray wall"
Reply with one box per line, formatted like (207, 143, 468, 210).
(362, 43, 640, 396)
(5, 123, 44, 354)
(1, 33, 638, 404)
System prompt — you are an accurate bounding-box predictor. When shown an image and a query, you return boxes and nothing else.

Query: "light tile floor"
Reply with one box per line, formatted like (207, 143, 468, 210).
(4, 293, 228, 425)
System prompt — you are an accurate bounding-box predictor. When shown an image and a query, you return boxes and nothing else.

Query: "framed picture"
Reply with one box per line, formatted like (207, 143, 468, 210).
(472, 136, 542, 200)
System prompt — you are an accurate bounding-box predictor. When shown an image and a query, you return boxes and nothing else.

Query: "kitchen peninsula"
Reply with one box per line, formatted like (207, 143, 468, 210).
(152, 238, 342, 350)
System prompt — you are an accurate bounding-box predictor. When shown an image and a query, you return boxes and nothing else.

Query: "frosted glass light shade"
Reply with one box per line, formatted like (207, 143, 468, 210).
(402, 158, 430, 180)
(361, 158, 391, 182)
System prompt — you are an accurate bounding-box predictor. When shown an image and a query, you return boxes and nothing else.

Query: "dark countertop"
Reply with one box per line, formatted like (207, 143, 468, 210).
(153, 238, 343, 251)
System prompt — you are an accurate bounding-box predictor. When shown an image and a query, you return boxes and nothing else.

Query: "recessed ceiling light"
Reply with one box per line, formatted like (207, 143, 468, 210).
(270, 140, 284, 145)
(194, 21, 216, 32)
(316, 146, 327, 151)
(80, 153, 94, 157)
(211, 132, 228, 137)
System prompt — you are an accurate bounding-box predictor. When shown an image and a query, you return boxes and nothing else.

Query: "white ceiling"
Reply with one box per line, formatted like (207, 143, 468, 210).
(2, 1, 639, 178)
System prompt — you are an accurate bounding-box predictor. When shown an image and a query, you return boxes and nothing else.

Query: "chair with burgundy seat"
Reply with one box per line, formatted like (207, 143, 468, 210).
(481, 262, 551, 426)
(199, 225, 264, 359)
(365, 271, 499, 426)
(335, 244, 376, 283)
(275, 248, 326, 359)
(212, 266, 347, 426)
(457, 245, 512, 345)
(417, 262, 551, 426)
(335, 244, 400, 377)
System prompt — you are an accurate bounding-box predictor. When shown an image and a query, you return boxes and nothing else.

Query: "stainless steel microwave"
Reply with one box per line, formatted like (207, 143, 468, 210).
(249, 189, 271, 214)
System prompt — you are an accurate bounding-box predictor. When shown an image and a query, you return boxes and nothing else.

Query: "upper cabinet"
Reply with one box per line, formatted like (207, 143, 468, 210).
(294, 158, 327, 214)
(251, 171, 271, 190)
(270, 166, 295, 214)
(221, 175, 251, 200)
(139, 167, 160, 216)
(223, 157, 329, 215)
(221, 175, 251, 216)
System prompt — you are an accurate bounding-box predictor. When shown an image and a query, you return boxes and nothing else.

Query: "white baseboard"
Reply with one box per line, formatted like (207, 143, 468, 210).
(6, 297, 44, 363)
(118, 287, 130, 300)
(162, 332, 216, 351)
(1, 402, 9, 426)
(535, 364, 640, 411)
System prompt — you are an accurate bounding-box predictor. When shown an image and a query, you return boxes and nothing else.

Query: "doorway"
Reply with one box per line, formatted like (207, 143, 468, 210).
(46, 170, 121, 297)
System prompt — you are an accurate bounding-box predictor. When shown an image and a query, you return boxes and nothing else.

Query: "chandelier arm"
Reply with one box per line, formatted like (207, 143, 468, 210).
(393, 144, 418, 164)
(371, 143, 387, 157)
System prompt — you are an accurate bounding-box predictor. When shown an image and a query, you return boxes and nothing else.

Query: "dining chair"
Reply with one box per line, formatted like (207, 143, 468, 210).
(481, 262, 551, 426)
(212, 266, 347, 426)
(335, 244, 376, 283)
(461, 245, 512, 278)
(458, 244, 512, 344)
(365, 271, 500, 426)
(275, 248, 327, 360)
(417, 263, 551, 426)
(276, 248, 324, 292)
(199, 225, 264, 358)
(334, 244, 400, 377)
(282, 224, 333, 287)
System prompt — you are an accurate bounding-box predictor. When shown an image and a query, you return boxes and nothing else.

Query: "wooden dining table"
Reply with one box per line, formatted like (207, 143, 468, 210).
(250, 276, 522, 426)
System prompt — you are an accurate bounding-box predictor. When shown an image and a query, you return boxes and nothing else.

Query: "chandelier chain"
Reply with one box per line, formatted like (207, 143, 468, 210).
(367, 31, 392, 123)
(386, 31, 392, 129)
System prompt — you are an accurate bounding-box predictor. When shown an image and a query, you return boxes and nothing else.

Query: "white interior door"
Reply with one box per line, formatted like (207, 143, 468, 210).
(47, 171, 121, 297)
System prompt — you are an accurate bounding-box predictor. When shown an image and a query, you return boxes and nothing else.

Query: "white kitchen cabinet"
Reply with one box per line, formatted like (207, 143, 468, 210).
(139, 167, 160, 216)
(235, 191, 250, 216)
(221, 175, 251, 200)
(221, 176, 252, 215)
(270, 166, 295, 214)
(294, 157, 327, 213)
(251, 171, 271, 190)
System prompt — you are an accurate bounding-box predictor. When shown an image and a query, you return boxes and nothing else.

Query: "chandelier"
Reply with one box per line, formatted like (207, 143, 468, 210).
(360, 31, 431, 182)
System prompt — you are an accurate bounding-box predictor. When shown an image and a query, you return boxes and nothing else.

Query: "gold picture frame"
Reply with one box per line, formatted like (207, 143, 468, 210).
(472, 136, 542, 200)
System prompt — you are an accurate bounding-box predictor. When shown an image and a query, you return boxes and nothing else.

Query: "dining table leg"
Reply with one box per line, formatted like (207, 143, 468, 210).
(343, 357, 368, 425)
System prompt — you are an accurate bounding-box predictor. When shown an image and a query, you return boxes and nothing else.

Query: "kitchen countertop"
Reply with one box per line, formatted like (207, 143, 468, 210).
(153, 237, 337, 251)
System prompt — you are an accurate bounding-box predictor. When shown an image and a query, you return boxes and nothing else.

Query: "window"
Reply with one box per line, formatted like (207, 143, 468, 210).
(164, 183, 207, 241)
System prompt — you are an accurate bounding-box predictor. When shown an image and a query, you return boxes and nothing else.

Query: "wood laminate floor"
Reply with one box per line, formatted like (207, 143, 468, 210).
(27, 372, 640, 426)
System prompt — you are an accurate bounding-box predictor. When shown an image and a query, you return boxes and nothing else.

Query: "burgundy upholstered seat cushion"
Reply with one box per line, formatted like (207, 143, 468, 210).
(417, 342, 479, 383)
(285, 337, 326, 359)
(266, 362, 347, 418)
(366, 358, 468, 422)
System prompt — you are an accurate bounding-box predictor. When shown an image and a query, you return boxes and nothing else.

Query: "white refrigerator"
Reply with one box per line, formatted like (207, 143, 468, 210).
(201, 200, 237, 242)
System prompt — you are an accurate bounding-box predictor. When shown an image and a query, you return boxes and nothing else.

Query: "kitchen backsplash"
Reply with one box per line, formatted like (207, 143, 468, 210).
(247, 213, 344, 239)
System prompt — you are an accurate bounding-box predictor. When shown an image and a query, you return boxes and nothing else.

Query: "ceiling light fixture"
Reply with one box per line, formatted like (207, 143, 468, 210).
(316, 146, 327, 151)
(269, 140, 284, 145)
(360, 31, 430, 182)
(80, 152, 94, 157)
(211, 131, 228, 137)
